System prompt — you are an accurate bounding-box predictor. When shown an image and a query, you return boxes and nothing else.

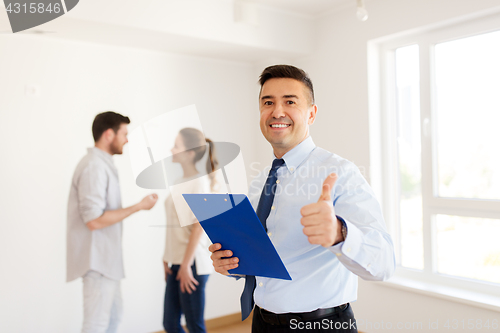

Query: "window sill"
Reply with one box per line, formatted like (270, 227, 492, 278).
(378, 276, 500, 313)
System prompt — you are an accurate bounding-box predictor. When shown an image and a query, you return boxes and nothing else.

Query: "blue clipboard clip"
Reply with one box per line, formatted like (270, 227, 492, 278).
(183, 193, 291, 280)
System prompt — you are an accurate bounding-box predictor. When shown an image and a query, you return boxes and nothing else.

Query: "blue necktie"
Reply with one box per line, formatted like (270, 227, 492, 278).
(240, 158, 285, 320)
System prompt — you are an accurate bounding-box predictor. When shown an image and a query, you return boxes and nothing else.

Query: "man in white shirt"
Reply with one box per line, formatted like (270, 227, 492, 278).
(67, 111, 158, 333)
(209, 65, 395, 332)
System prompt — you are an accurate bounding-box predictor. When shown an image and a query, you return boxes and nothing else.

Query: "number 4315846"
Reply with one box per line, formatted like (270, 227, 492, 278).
(443, 319, 498, 329)
(5, 2, 62, 14)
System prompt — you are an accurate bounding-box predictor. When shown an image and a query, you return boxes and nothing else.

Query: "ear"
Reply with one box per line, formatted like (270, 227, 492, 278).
(103, 128, 116, 142)
(307, 104, 318, 125)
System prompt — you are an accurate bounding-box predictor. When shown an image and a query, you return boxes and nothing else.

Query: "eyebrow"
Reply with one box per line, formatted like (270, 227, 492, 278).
(260, 94, 300, 100)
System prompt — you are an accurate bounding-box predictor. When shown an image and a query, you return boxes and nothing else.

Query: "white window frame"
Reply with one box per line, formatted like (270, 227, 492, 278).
(369, 11, 500, 312)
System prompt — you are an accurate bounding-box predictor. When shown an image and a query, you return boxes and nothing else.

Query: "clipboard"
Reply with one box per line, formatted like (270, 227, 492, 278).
(182, 193, 291, 280)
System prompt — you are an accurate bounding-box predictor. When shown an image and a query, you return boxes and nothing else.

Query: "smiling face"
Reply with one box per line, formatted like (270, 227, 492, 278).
(259, 78, 317, 158)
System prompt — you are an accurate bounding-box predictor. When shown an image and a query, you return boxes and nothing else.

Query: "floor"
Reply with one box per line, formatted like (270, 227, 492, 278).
(156, 316, 252, 333)
(207, 317, 253, 333)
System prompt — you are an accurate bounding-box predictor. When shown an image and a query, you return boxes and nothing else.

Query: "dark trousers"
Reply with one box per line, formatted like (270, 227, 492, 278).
(252, 304, 358, 333)
(163, 264, 209, 333)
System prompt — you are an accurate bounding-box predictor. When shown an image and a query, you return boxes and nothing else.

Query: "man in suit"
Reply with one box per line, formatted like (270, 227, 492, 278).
(209, 65, 395, 332)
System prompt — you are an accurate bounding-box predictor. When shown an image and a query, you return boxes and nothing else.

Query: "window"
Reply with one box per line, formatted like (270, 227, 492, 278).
(372, 12, 500, 303)
(394, 44, 423, 271)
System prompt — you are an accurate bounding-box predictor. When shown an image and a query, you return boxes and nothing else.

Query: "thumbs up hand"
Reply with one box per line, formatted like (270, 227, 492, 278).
(300, 173, 344, 248)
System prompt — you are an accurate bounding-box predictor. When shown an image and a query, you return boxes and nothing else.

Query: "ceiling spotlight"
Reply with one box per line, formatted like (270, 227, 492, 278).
(356, 0, 368, 22)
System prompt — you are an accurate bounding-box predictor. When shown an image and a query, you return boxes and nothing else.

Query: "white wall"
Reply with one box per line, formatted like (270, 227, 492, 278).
(0, 35, 262, 333)
(295, 0, 500, 331)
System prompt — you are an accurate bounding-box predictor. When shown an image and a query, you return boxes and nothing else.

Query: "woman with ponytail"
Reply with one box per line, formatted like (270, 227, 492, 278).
(162, 128, 218, 333)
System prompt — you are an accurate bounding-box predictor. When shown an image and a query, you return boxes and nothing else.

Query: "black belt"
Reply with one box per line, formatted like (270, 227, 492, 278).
(256, 304, 349, 326)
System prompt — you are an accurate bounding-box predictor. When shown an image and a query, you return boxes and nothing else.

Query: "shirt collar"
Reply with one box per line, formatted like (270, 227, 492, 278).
(273, 136, 316, 174)
(89, 146, 114, 164)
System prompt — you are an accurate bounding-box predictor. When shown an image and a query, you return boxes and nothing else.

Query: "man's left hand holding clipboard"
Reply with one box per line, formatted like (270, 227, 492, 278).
(209, 243, 241, 276)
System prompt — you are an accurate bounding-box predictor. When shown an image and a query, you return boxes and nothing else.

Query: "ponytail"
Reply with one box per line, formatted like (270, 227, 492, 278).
(205, 138, 219, 192)
(179, 128, 219, 192)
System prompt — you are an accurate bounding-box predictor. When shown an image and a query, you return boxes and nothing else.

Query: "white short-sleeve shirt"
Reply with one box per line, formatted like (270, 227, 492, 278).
(163, 175, 214, 275)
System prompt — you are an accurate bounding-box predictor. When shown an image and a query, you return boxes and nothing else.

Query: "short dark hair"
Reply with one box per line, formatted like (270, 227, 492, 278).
(92, 111, 130, 142)
(259, 65, 315, 104)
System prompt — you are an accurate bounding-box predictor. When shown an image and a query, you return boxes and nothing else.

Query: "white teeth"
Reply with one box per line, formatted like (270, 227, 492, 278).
(271, 124, 289, 128)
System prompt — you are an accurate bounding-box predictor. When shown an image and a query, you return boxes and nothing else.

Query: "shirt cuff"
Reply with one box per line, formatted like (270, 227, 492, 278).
(330, 216, 364, 262)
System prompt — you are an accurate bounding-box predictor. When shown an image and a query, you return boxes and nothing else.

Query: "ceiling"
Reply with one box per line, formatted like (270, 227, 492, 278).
(0, 0, 357, 62)
(251, 0, 352, 16)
